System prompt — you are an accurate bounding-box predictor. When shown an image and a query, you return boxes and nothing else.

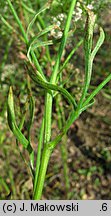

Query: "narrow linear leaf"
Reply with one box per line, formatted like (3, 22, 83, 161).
(19, 105, 28, 131)
(58, 39, 83, 76)
(101, 91, 111, 100)
(48, 109, 79, 150)
(29, 96, 35, 127)
(1, 15, 15, 32)
(21, 2, 35, 14)
(50, 0, 77, 84)
(7, 88, 28, 148)
(77, 9, 96, 110)
(80, 98, 95, 113)
(91, 27, 105, 60)
(34, 119, 44, 193)
(6, 0, 28, 44)
(26, 3, 50, 36)
(27, 40, 53, 61)
(29, 25, 55, 46)
(83, 73, 111, 107)
(27, 95, 35, 141)
(7, 87, 16, 130)
(48, 73, 111, 150)
(49, 132, 64, 150)
(12, 123, 30, 149)
(17, 102, 34, 175)
(7, 87, 34, 155)
(27, 69, 77, 108)
(27, 66, 52, 95)
(84, 9, 96, 54)
(31, 40, 53, 51)
(54, 70, 75, 98)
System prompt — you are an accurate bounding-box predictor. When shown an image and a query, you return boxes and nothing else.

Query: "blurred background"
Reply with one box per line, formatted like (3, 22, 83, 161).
(0, 0, 111, 199)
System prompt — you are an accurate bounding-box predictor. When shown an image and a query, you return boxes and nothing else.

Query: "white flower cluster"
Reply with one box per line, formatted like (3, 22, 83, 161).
(57, 13, 65, 21)
(87, 4, 94, 10)
(73, 2, 82, 22)
(86, 0, 110, 11)
(73, 1, 95, 22)
(50, 1, 95, 37)
(50, 13, 65, 39)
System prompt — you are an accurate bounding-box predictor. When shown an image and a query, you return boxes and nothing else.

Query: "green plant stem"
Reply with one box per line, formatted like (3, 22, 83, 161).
(30, 51, 46, 79)
(33, 92, 53, 200)
(49, 72, 111, 150)
(33, 119, 44, 194)
(56, 94, 70, 199)
(33, 0, 77, 200)
(60, 134, 70, 198)
(49, 110, 79, 150)
(50, 0, 77, 84)
(33, 147, 52, 199)
(82, 73, 111, 107)
(44, 94, 53, 144)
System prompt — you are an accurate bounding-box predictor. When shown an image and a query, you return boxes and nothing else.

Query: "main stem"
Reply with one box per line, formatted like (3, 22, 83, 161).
(33, 93, 53, 199)
(33, 146, 52, 199)
(33, 0, 77, 199)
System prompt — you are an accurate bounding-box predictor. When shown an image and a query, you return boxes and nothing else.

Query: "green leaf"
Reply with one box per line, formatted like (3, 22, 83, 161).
(80, 98, 95, 113)
(7, 87, 29, 148)
(6, 0, 28, 44)
(32, 40, 53, 50)
(26, 3, 50, 36)
(27, 40, 53, 61)
(29, 25, 55, 45)
(77, 10, 96, 110)
(83, 73, 111, 107)
(27, 24, 55, 60)
(21, 2, 35, 14)
(91, 27, 105, 60)
(84, 9, 96, 54)
(7, 87, 16, 130)
(27, 95, 35, 141)
(58, 39, 83, 76)
(27, 68, 77, 108)
(29, 96, 35, 127)
(7, 87, 34, 165)
(34, 119, 44, 193)
(1, 15, 15, 33)
(48, 73, 111, 151)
